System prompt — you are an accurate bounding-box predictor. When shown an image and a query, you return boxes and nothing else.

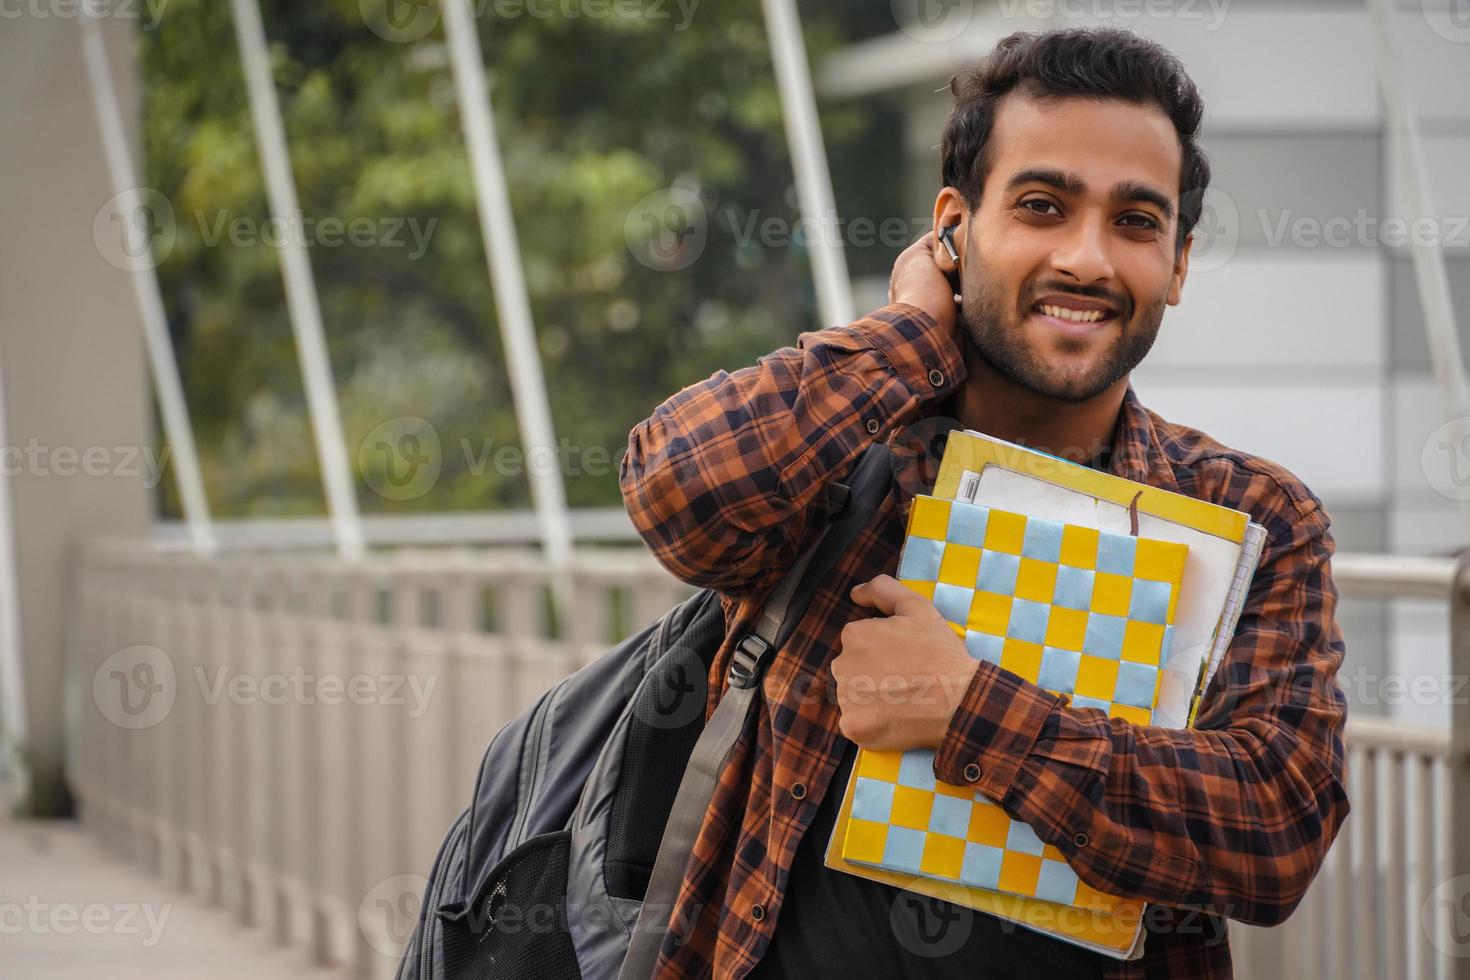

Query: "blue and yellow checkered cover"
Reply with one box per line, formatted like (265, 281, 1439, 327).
(838, 494, 1189, 912)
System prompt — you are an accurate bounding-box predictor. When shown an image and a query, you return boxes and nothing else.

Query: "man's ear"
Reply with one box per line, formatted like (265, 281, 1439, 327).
(932, 186, 970, 276)
(1167, 231, 1192, 306)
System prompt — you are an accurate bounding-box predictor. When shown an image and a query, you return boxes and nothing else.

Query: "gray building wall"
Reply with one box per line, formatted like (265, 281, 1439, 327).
(0, 13, 152, 814)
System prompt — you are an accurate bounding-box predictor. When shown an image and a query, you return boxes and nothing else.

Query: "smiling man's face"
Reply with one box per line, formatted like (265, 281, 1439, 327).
(949, 91, 1192, 404)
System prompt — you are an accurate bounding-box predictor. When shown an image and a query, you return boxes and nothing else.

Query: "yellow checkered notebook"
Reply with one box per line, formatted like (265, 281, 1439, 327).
(826, 427, 1267, 959)
(836, 496, 1187, 913)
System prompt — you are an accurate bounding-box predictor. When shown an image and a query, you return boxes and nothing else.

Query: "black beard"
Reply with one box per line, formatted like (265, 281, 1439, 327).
(958, 279, 1165, 405)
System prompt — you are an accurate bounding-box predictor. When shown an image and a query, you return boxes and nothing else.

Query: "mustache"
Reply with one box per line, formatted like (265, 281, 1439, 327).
(1022, 284, 1129, 316)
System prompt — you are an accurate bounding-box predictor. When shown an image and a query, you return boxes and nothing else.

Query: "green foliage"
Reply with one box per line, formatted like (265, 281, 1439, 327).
(139, 0, 906, 519)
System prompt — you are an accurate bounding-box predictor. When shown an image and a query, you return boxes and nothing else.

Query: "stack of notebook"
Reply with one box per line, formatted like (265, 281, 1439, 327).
(824, 428, 1267, 959)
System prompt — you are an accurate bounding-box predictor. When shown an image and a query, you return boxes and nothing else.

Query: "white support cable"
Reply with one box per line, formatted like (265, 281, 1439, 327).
(0, 339, 29, 803)
(759, 0, 854, 328)
(229, 0, 365, 559)
(79, 12, 217, 555)
(440, 0, 575, 621)
(1366, 0, 1470, 540)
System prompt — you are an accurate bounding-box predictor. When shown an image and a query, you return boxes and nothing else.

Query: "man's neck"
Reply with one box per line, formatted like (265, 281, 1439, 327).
(946, 340, 1128, 468)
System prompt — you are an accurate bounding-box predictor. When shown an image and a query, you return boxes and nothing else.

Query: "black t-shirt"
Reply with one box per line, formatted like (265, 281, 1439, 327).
(746, 743, 1106, 979)
(746, 435, 1116, 978)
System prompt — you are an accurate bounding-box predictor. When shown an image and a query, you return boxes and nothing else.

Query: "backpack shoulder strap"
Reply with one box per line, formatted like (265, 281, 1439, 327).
(618, 443, 894, 980)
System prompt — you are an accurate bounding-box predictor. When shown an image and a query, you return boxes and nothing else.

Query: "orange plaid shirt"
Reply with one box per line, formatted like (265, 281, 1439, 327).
(618, 304, 1350, 978)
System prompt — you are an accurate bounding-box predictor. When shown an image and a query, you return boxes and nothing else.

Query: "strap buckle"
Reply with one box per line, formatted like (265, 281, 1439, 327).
(727, 634, 770, 689)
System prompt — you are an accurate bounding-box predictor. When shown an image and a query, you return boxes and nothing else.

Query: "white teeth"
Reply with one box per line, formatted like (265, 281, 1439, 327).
(1038, 304, 1107, 323)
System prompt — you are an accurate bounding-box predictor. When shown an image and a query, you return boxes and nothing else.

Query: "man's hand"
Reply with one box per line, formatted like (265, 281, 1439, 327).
(888, 231, 959, 334)
(832, 573, 980, 751)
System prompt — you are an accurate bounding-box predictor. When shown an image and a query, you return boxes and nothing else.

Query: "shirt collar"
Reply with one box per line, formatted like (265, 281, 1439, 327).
(906, 381, 1171, 494)
(1108, 383, 1174, 492)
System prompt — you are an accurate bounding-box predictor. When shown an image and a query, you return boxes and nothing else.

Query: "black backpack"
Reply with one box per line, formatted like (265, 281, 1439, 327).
(395, 443, 895, 980)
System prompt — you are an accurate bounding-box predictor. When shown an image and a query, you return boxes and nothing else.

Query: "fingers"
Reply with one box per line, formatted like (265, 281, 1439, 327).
(850, 573, 926, 618)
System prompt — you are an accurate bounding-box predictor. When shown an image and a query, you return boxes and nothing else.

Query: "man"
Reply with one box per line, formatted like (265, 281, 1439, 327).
(619, 26, 1349, 979)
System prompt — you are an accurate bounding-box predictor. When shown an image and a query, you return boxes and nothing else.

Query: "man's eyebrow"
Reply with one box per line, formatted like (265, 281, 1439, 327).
(1004, 167, 1176, 223)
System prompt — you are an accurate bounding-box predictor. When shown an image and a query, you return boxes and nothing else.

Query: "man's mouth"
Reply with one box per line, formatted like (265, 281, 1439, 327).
(1028, 294, 1122, 335)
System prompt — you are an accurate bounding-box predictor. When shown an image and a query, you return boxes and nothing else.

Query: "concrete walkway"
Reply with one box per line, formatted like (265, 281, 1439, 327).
(0, 820, 350, 979)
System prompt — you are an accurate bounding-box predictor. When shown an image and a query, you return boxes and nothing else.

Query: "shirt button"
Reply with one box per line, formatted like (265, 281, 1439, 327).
(865, 417, 880, 434)
(751, 903, 766, 922)
(790, 782, 807, 801)
(1074, 832, 1090, 848)
(927, 368, 945, 387)
(962, 762, 982, 783)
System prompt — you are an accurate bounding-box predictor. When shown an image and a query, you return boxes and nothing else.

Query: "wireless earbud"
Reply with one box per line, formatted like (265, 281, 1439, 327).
(938, 224, 961, 263)
(938, 224, 962, 303)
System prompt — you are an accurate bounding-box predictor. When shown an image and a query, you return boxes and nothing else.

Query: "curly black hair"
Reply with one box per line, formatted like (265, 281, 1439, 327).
(940, 27, 1211, 255)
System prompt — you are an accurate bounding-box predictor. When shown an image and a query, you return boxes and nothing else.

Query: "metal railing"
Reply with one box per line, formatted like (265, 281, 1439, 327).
(1229, 552, 1469, 980)
(65, 542, 1470, 978)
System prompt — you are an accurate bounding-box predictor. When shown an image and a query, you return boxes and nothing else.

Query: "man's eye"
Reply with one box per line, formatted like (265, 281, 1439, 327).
(1021, 199, 1059, 216)
(1121, 214, 1160, 230)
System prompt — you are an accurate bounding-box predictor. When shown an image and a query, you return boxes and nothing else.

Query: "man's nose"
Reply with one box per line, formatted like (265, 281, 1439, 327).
(1049, 215, 1116, 285)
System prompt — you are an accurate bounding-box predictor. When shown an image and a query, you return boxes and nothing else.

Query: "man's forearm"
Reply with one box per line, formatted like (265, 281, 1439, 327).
(618, 304, 963, 595)
(931, 503, 1350, 924)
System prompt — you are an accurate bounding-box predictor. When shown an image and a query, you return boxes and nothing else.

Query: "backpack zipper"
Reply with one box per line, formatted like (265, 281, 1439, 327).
(418, 811, 468, 980)
(504, 696, 552, 851)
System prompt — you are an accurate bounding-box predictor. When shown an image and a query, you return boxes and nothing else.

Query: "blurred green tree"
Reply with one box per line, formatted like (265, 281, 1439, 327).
(140, 0, 909, 523)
